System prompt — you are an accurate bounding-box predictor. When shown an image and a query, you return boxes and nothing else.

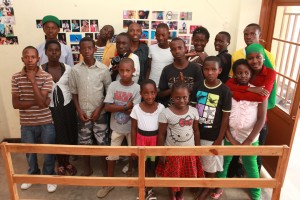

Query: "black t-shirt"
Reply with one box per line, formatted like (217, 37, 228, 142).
(134, 42, 149, 84)
(158, 62, 204, 106)
(191, 80, 232, 141)
(217, 49, 232, 83)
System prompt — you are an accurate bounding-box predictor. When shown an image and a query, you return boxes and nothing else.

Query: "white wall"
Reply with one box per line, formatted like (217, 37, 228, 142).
(0, 0, 262, 139)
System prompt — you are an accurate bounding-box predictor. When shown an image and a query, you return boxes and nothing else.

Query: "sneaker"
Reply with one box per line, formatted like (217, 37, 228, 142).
(47, 184, 57, 193)
(21, 183, 32, 190)
(122, 163, 129, 174)
(96, 186, 114, 198)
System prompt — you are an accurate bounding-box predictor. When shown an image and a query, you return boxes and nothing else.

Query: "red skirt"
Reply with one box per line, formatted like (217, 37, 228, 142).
(156, 156, 205, 192)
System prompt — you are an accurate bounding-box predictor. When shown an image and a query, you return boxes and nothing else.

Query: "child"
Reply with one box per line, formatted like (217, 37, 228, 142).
(217, 59, 267, 200)
(156, 81, 204, 200)
(130, 79, 165, 200)
(159, 37, 204, 107)
(186, 26, 210, 67)
(214, 31, 232, 83)
(191, 56, 232, 200)
(146, 23, 173, 86)
(69, 37, 112, 177)
(101, 58, 141, 198)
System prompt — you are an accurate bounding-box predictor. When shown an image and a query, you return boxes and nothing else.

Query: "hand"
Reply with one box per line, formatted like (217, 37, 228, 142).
(248, 86, 269, 96)
(159, 156, 166, 164)
(78, 110, 90, 122)
(124, 108, 132, 115)
(185, 51, 197, 58)
(26, 70, 36, 83)
(242, 138, 252, 145)
(197, 52, 208, 64)
(228, 138, 241, 145)
(212, 139, 222, 145)
(126, 97, 134, 110)
(90, 107, 101, 122)
(179, 72, 185, 81)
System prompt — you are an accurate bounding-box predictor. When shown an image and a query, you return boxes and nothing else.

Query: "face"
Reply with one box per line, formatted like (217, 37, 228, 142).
(214, 33, 228, 52)
(170, 40, 186, 59)
(99, 25, 114, 40)
(45, 43, 61, 62)
(243, 26, 260, 46)
(79, 41, 96, 59)
(116, 35, 130, 54)
(22, 48, 39, 70)
(128, 23, 142, 42)
(118, 62, 135, 83)
(203, 61, 222, 82)
(192, 33, 208, 52)
(155, 27, 169, 45)
(247, 52, 264, 72)
(141, 83, 157, 105)
(43, 22, 60, 40)
(172, 87, 189, 109)
(234, 64, 252, 85)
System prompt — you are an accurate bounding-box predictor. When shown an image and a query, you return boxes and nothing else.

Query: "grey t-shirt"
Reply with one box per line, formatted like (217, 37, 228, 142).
(104, 81, 141, 134)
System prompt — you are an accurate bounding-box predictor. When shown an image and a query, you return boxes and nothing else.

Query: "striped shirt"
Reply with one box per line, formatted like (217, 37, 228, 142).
(94, 45, 105, 63)
(11, 67, 53, 126)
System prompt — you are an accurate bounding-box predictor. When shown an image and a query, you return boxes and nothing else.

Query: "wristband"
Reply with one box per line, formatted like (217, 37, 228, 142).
(123, 104, 128, 111)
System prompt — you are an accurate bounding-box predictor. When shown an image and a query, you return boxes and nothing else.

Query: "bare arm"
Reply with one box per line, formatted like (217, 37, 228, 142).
(158, 88, 172, 98)
(27, 71, 49, 108)
(193, 120, 200, 146)
(131, 118, 138, 146)
(145, 58, 152, 79)
(213, 112, 230, 145)
(12, 93, 37, 109)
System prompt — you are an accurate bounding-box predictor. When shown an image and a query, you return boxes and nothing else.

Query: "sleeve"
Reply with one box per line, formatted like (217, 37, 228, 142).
(41, 74, 53, 93)
(158, 67, 169, 91)
(11, 75, 20, 94)
(192, 107, 199, 120)
(103, 67, 112, 91)
(222, 86, 232, 112)
(226, 78, 249, 92)
(132, 86, 141, 105)
(190, 81, 200, 103)
(130, 105, 138, 120)
(68, 68, 78, 94)
(158, 109, 168, 123)
(66, 46, 74, 67)
(194, 64, 204, 83)
(232, 91, 266, 102)
(261, 68, 276, 93)
(103, 83, 115, 104)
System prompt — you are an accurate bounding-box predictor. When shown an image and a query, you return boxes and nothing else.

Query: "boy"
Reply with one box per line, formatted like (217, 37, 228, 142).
(36, 15, 73, 66)
(214, 31, 232, 83)
(99, 58, 141, 198)
(191, 56, 231, 200)
(109, 32, 140, 83)
(11, 46, 57, 193)
(146, 23, 173, 86)
(69, 37, 112, 177)
(158, 37, 204, 107)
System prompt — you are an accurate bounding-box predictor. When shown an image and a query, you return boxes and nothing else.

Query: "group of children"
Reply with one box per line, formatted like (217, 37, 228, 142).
(12, 15, 277, 200)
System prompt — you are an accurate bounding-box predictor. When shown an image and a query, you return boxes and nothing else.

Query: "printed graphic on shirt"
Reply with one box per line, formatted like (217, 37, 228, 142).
(114, 91, 133, 125)
(196, 90, 219, 125)
(167, 75, 195, 90)
(170, 115, 193, 143)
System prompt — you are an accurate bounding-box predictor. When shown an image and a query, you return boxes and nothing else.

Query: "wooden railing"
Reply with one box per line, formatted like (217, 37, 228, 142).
(0, 142, 289, 200)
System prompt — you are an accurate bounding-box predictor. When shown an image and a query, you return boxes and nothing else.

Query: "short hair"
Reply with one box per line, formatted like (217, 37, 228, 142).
(245, 23, 261, 33)
(171, 80, 189, 95)
(232, 59, 252, 74)
(203, 56, 221, 68)
(22, 46, 38, 56)
(170, 37, 185, 46)
(128, 22, 141, 31)
(140, 79, 157, 91)
(218, 31, 231, 43)
(157, 23, 169, 31)
(79, 36, 95, 47)
(193, 26, 210, 40)
(116, 32, 131, 41)
(119, 57, 134, 67)
(101, 25, 115, 35)
(45, 39, 61, 52)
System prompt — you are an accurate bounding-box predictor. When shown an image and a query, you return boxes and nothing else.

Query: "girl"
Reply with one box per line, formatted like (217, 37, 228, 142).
(156, 81, 204, 200)
(42, 39, 78, 176)
(186, 26, 210, 66)
(216, 59, 267, 200)
(130, 79, 165, 200)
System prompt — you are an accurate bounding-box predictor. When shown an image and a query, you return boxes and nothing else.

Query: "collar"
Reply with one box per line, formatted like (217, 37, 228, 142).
(258, 65, 268, 76)
(218, 49, 228, 55)
(20, 66, 42, 76)
(80, 60, 101, 69)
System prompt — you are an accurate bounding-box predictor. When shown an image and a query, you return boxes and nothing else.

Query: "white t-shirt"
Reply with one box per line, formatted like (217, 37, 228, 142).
(130, 103, 165, 131)
(148, 44, 173, 86)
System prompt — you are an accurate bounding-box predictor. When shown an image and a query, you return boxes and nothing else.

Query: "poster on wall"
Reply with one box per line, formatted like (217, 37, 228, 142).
(0, 0, 18, 45)
(190, 25, 201, 34)
(165, 11, 178, 20)
(137, 10, 149, 19)
(180, 12, 192, 20)
(90, 19, 98, 32)
(179, 21, 187, 34)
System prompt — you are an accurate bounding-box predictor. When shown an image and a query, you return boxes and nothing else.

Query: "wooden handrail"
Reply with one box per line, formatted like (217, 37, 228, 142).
(0, 142, 289, 200)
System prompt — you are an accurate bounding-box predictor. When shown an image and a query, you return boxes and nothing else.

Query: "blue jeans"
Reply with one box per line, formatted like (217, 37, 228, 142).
(21, 124, 56, 175)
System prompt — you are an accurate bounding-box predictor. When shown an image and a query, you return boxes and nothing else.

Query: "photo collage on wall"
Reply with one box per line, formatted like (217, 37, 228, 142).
(36, 19, 100, 64)
(0, 0, 18, 45)
(123, 10, 197, 52)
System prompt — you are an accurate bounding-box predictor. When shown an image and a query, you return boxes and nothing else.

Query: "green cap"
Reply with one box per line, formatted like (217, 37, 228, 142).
(42, 15, 60, 27)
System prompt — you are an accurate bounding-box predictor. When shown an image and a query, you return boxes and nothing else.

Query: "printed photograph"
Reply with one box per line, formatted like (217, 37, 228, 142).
(2, 16, 15, 25)
(179, 36, 191, 46)
(190, 25, 201, 34)
(179, 21, 187, 34)
(137, 10, 149, 19)
(69, 34, 82, 43)
(81, 20, 89, 32)
(151, 21, 163, 30)
(58, 33, 67, 45)
(123, 20, 135, 29)
(94, 32, 100, 40)
(169, 31, 177, 39)
(1, 0, 12, 6)
(5, 24, 13, 36)
(71, 20, 80, 32)
(140, 30, 149, 39)
(180, 12, 192, 20)
(85, 33, 93, 38)
(151, 30, 156, 40)
(36, 19, 43, 28)
(110, 34, 117, 43)
(72, 53, 80, 62)
(152, 11, 164, 20)
(61, 20, 71, 32)
(1, 6, 14, 16)
(90, 19, 98, 32)
(123, 10, 136, 19)
(166, 21, 178, 30)
(165, 11, 178, 20)
(6, 36, 18, 44)
(71, 44, 80, 53)
(137, 20, 149, 29)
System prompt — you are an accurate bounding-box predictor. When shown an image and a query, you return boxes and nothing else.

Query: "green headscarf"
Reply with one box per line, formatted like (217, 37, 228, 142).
(246, 43, 277, 109)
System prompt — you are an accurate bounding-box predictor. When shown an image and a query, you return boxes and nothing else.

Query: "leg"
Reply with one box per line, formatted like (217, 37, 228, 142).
(125, 132, 133, 176)
(176, 188, 184, 200)
(242, 141, 261, 200)
(21, 126, 40, 174)
(40, 124, 56, 175)
(257, 124, 268, 172)
(168, 188, 176, 200)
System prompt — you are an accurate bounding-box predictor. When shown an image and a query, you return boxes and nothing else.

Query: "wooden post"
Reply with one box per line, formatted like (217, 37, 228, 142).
(1, 142, 19, 200)
(271, 145, 289, 200)
(138, 147, 146, 200)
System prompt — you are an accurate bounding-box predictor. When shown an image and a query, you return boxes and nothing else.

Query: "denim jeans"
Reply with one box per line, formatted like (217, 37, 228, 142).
(21, 124, 56, 175)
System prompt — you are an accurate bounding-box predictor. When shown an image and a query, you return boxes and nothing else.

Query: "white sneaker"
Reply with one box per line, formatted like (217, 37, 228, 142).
(47, 184, 57, 193)
(96, 186, 114, 198)
(21, 183, 32, 190)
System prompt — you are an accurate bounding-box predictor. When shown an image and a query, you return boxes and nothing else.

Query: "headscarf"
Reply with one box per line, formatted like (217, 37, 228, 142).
(246, 43, 277, 109)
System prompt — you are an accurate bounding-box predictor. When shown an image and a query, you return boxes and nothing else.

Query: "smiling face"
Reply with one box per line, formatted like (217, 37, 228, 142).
(128, 23, 142, 42)
(140, 83, 157, 105)
(246, 52, 264, 72)
(214, 33, 228, 52)
(234, 64, 252, 85)
(192, 33, 208, 52)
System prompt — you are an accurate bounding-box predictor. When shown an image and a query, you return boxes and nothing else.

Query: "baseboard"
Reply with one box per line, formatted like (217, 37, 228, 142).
(1, 138, 21, 143)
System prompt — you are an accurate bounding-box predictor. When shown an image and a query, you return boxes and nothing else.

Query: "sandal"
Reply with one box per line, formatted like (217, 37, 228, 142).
(65, 164, 77, 176)
(210, 189, 223, 200)
(57, 166, 66, 175)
